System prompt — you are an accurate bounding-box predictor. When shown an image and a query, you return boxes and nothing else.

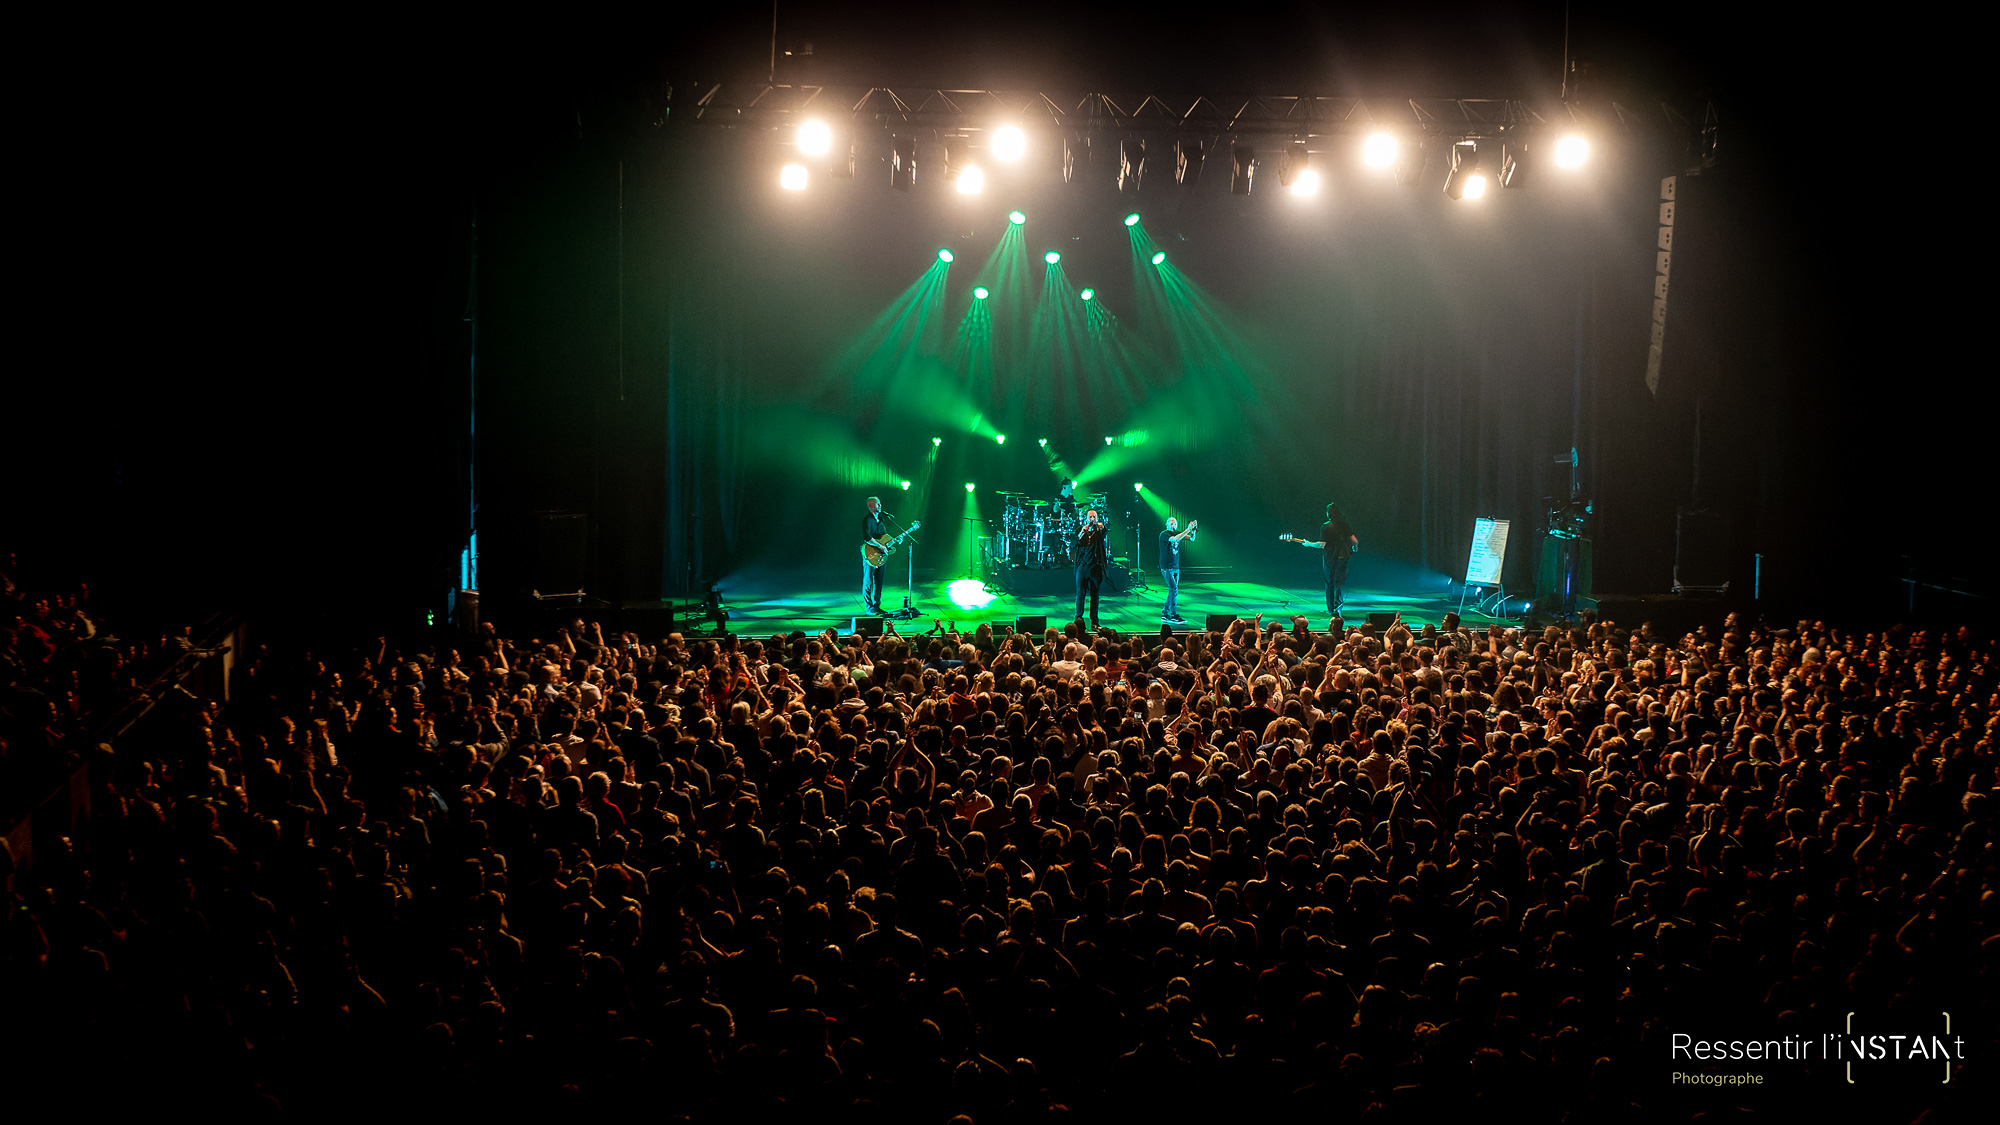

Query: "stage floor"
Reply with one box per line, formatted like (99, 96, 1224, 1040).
(663, 572, 1515, 637)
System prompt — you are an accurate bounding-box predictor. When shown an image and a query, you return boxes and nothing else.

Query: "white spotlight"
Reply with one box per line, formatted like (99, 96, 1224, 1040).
(1554, 134, 1590, 168)
(991, 125, 1026, 162)
(797, 120, 832, 156)
(1290, 169, 1321, 197)
(1362, 133, 1397, 168)
(1463, 173, 1488, 199)
(956, 165, 985, 194)
(780, 163, 808, 190)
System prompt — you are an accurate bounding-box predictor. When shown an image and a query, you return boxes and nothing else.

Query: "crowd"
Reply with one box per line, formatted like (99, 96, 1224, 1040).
(0, 555, 204, 815)
(5, 605, 1993, 1119)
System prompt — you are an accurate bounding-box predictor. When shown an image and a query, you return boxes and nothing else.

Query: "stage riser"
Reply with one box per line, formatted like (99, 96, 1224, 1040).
(990, 564, 1132, 598)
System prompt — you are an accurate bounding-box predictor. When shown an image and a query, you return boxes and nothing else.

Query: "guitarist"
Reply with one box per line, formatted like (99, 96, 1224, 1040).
(861, 496, 887, 615)
(1281, 501, 1358, 617)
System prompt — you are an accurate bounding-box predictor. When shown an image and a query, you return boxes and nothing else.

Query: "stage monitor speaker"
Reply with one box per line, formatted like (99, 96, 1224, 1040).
(851, 617, 884, 636)
(1366, 612, 1399, 631)
(1015, 615, 1047, 636)
(1205, 614, 1237, 632)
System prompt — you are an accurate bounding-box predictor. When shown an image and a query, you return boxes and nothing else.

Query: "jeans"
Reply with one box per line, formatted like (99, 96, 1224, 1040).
(863, 562, 884, 613)
(1075, 566, 1103, 625)
(1323, 553, 1350, 616)
(1161, 568, 1180, 617)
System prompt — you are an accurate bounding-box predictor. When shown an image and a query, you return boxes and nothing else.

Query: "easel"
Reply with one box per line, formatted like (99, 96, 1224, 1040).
(1458, 517, 1512, 620)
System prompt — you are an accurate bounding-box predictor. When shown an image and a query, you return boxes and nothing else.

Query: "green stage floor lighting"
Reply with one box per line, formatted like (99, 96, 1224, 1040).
(1044, 251, 1061, 264)
(1080, 288, 1094, 301)
(1150, 251, 1166, 265)
(1009, 210, 1026, 225)
(1124, 213, 1140, 227)
(973, 286, 990, 299)
(946, 578, 997, 610)
(938, 248, 954, 263)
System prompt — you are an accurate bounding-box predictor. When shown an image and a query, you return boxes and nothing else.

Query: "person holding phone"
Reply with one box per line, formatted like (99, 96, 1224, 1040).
(1158, 516, 1199, 625)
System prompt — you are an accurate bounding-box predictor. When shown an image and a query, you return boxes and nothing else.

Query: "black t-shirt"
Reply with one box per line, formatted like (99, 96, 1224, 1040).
(1321, 518, 1354, 560)
(1159, 529, 1185, 569)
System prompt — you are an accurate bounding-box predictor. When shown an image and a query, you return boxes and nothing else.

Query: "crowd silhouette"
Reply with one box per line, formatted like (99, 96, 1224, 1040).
(4, 589, 1992, 1120)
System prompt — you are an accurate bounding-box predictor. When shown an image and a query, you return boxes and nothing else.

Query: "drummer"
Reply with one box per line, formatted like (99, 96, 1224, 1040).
(1054, 479, 1078, 515)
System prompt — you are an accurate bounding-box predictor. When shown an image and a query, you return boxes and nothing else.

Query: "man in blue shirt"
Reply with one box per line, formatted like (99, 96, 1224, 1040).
(1158, 517, 1198, 625)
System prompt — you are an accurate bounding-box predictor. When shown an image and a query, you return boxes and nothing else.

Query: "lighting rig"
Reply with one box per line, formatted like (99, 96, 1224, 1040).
(690, 86, 1714, 199)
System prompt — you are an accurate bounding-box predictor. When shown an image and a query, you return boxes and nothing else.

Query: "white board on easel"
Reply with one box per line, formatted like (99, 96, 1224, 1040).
(1465, 518, 1510, 588)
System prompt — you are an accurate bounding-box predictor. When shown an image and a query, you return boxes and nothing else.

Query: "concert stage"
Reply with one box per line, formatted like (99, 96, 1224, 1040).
(637, 572, 1515, 638)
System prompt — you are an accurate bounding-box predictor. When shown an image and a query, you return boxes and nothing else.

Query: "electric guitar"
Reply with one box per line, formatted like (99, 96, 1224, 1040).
(862, 521, 921, 566)
(1280, 533, 1358, 554)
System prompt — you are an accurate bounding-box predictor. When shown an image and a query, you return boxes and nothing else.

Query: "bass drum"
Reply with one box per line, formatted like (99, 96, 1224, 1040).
(1041, 514, 1076, 565)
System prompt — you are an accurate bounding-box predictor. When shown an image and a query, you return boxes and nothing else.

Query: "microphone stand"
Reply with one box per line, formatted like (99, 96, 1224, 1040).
(882, 512, 919, 619)
(959, 516, 989, 581)
(1125, 509, 1151, 593)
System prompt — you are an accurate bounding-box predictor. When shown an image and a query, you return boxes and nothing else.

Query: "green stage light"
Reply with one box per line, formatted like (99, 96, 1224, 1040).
(899, 480, 912, 490)
(1134, 481, 1144, 492)
(1037, 438, 1048, 447)
(995, 434, 1007, 445)
(965, 482, 976, 493)
(973, 286, 990, 300)
(1080, 288, 1095, 301)
(1008, 210, 1026, 225)
(932, 437, 943, 446)
(938, 248, 954, 263)
(1044, 251, 1061, 264)
(1150, 251, 1166, 265)
(946, 578, 997, 610)
(1104, 436, 1114, 446)
(1124, 212, 1140, 227)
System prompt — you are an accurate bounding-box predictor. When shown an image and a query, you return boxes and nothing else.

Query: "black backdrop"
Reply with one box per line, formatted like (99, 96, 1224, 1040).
(630, 126, 1647, 600)
(10, 7, 1989, 627)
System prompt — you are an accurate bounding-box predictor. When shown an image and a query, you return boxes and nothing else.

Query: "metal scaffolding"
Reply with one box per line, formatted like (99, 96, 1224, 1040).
(674, 83, 1705, 148)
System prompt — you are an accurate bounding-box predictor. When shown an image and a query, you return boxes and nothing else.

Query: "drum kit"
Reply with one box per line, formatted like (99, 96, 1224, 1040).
(993, 490, 1110, 569)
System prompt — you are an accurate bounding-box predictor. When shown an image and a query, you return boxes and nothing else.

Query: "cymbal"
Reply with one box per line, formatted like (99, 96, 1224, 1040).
(1024, 499, 1050, 506)
(994, 491, 1027, 499)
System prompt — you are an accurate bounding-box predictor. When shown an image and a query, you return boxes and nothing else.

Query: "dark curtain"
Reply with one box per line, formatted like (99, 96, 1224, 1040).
(642, 126, 1662, 600)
